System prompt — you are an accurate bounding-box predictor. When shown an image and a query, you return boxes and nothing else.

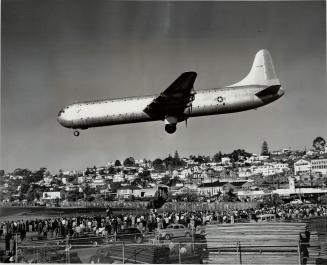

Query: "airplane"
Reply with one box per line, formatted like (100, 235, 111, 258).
(57, 49, 284, 136)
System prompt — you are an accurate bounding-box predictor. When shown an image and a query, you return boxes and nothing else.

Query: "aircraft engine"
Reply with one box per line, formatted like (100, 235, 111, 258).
(164, 116, 178, 134)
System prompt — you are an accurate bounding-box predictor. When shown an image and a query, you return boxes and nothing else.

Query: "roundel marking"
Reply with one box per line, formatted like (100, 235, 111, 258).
(217, 96, 224, 103)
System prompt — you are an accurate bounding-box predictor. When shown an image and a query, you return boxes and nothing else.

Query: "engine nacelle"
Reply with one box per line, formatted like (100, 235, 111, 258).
(164, 116, 178, 125)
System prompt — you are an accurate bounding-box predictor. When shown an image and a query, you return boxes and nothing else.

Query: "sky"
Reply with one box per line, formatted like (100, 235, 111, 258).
(1, 0, 326, 173)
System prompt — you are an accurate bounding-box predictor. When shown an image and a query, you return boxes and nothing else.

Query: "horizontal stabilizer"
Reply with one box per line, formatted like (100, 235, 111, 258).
(255, 85, 281, 98)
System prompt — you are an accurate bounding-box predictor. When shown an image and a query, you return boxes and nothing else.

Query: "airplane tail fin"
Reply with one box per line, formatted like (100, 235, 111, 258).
(227, 49, 280, 87)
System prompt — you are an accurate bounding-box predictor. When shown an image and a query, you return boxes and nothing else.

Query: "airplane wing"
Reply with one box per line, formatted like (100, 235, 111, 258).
(144, 72, 197, 120)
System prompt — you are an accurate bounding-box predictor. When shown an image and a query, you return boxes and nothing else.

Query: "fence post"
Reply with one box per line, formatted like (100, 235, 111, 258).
(15, 233, 18, 262)
(66, 235, 70, 264)
(178, 243, 181, 264)
(298, 240, 302, 265)
(236, 241, 242, 265)
(239, 241, 242, 265)
(122, 243, 125, 264)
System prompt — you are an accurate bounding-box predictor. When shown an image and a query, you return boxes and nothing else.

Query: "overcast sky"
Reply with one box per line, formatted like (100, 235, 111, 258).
(1, 0, 326, 173)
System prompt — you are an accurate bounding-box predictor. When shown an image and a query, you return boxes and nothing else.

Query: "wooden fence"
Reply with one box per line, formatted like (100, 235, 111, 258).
(160, 202, 258, 212)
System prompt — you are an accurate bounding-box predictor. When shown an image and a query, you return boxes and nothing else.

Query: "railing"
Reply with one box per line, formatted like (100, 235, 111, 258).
(0, 201, 151, 209)
(12, 237, 313, 264)
(160, 201, 258, 212)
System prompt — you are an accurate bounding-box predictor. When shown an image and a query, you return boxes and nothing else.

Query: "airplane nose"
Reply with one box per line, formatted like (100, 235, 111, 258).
(57, 108, 68, 126)
(57, 110, 64, 124)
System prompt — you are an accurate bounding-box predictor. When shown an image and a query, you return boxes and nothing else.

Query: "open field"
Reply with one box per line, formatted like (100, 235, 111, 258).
(0, 206, 147, 221)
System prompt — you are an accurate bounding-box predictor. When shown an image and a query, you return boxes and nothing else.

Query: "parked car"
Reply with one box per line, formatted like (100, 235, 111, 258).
(113, 228, 144, 243)
(55, 233, 106, 248)
(290, 199, 303, 204)
(157, 224, 192, 240)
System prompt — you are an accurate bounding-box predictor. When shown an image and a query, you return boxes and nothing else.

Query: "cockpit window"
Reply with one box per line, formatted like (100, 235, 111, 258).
(58, 109, 65, 116)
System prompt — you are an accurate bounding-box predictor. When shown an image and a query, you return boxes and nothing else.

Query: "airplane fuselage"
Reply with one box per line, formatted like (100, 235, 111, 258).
(58, 85, 283, 130)
(57, 50, 284, 135)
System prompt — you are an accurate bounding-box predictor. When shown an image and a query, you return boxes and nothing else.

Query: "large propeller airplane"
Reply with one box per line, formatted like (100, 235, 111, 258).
(58, 49, 284, 136)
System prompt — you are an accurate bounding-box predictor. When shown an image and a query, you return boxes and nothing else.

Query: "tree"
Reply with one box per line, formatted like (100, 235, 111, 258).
(213, 152, 222, 162)
(114, 160, 122, 167)
(123, 157, 135, 167)
(66, 189, 83, 201)
(160, 175, 171, 185)
(13, 168, 31, 177)
(172, 150, 183, 167)
(261, 141, 269, 156)
(223, 188, 238, 202)
(66, 175, 77, 183)
(175, 188, 198, 202)
(153, 158, 165, 171)
(228, 149, 251, 162)
(313, 136, 326, 152)
(83, 184, 96, 201)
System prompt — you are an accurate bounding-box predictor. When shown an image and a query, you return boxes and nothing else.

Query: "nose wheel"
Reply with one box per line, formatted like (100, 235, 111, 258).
(73, 130, 80, 137)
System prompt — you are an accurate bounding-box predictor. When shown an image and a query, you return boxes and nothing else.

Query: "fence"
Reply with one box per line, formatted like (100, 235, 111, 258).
(0, 201, 151, 209)
(160, 201, 258, 212)
(12, 236, 312, 264)
(60, 201, 151, 209)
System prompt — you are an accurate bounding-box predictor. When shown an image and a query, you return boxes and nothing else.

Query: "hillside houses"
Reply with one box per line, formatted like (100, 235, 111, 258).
(2, 144, 327, 205)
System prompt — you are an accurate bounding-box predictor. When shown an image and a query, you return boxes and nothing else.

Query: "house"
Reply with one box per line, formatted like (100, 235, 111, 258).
(273, 177, 327, 198)
(42, 191, 61, 205)
(237, 189, 267, 201)
(238, 167, 253, 178)
(116, 185, 141, 198)
(134, 185, 169, 198)
(221, 157, 231, 165)
(252, 164, 276, 176)
(113, 174, 125, 182)
(222, 181, 248, 194)
(311, 158, 327, 175)
(197, 181, 225, 197)
(273, 163, 289, 173)
(91, 176, 106, 188)
(294, 159, 311, 175)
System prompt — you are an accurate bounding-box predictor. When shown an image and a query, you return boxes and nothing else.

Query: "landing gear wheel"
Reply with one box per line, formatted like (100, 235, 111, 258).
(165, 124, 176, 134)
(73, 130, 80, 137)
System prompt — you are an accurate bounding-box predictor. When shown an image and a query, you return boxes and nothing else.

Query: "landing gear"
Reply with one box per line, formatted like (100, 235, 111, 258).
(73, 130, 80, 136)
(165, 124, 176, 134)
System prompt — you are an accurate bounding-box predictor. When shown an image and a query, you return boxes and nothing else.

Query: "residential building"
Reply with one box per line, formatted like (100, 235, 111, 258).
(116, 185, 141, 198)
(42, 191, 61, 201)
(238, 167, 253, 178)
(221, 157, 231, 165)
(294, 159, 311, 175)
(311, 158, 327, 175)
(197, 181, 224, 196)
(252, 164, 276, 176)
(273, 177, 327, 197)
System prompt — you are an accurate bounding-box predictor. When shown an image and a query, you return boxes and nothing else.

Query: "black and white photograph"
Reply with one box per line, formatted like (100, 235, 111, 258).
(1, 0, 326, 264)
